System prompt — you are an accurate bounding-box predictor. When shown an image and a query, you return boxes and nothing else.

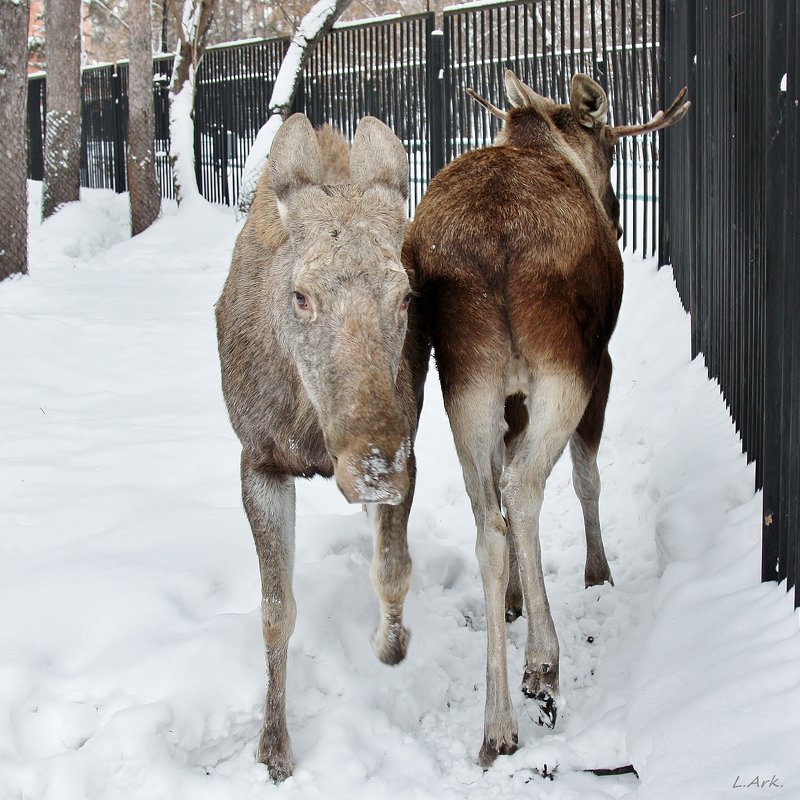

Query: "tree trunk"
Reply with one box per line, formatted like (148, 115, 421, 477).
(0, 0, 30, 281)
(127, 0, 161, 235)
(43, 0, 83, 219)
(236, 0, 351, 217)
(168, 0, 216, 204)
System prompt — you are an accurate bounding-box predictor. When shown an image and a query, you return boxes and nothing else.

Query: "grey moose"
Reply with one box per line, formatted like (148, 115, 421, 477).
(216, 115, 429, 781)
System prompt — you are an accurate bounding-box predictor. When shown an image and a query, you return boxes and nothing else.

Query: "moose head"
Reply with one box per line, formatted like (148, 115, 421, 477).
(467, 70, 691, 239)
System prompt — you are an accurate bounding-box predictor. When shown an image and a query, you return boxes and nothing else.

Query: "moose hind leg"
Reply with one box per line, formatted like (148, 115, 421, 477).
(501, 370, 590, 729)
(446, 382, 518, 767)
(505, 527, 524, 622)
(503, 393, 527, 622)
(370, 453, 415, 665)
(241, 456, 297, 783)
(571, 350, 614, 588)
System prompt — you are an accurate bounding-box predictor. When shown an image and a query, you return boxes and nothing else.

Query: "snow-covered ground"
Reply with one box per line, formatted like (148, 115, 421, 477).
(1, 185, 799, 800)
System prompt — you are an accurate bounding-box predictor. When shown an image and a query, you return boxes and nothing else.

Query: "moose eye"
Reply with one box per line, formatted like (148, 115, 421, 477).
(400, 293, 413, 311)
(293, 292, 309, 310)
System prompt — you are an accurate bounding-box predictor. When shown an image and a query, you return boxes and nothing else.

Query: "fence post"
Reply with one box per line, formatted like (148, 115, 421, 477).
(27, 79, 45, 182)
(761, 0, 788, 586)
(111, 66, 127, 192)
(657, 0, 668, 269)
(427, 25, 446, 180)
(594, 55, 607, 93)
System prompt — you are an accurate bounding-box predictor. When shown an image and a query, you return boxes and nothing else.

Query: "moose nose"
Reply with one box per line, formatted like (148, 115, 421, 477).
(334, 441, 410, 506)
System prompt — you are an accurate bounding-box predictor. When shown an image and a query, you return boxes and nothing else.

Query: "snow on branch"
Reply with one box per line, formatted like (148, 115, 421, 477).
(236, 0, 351, 217)
(168, 0, 216, 205)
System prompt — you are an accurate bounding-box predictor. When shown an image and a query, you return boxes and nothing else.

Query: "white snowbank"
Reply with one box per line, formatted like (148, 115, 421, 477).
(0, 185, 797, 799)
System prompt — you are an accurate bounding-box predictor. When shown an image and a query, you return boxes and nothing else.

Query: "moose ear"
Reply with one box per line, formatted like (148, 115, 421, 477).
(570, 74, 609, 128)
(504, 69, 550, 111)
(350, 117, 409, 201)
(269, 114, 325, 210)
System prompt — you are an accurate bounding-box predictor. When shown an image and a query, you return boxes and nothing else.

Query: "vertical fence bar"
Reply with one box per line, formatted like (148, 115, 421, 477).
(27, 78, 45, 182)
(790, 1, 800, 606)
(428, 25, 446, 182)
(110, 65, 125, 191)
(761, 0, 790, 581)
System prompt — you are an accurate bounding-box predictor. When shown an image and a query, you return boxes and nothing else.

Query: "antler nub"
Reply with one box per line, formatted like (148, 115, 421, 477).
(465, 87, 509, 122)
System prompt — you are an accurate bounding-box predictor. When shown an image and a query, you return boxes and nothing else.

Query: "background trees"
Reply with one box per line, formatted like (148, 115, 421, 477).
(0, 0, 31, 280)
(42, 0, 83, 219)
(127, 0, 161, 233)
(168, 0, 217, 203)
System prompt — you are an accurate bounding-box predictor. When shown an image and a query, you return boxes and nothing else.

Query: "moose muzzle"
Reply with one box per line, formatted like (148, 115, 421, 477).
(333, 435, 411, 506)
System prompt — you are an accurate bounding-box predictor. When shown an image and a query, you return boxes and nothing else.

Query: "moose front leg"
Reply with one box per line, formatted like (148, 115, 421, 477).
(369, 455, 415, 665)
(241, 456, 297, 783)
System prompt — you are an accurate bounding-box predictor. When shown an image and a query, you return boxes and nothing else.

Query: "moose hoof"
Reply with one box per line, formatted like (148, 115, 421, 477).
(257, 731, 293, 783)
(585, 561, 614, 588)
(478, 731, 519, 769)
(371, 621, 410, 665)
(522, 665, 558, 729)
(522, 685, 558, 729)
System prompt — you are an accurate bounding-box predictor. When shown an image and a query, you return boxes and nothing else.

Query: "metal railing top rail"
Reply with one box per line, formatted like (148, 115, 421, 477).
(327, 10, 433, 30)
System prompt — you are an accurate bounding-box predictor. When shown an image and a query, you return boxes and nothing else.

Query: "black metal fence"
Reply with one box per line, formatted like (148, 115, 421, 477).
(27, 1, 660, 252)
(661, 0, 799, 606)
(194, 39, 288, 204)
(441, 0, 662, 254)
(302, 12, 435, 212)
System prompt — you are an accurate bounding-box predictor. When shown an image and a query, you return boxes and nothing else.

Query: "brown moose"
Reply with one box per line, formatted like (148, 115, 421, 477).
(405, 70, 689, 767)
(216, 115, 429, 781)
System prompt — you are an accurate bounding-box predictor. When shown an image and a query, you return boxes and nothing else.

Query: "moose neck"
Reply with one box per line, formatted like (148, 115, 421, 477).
(499, 110, 560, 153)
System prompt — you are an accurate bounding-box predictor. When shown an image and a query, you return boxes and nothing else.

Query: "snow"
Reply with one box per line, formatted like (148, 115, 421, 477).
(1, 182, 799, 799)
(238, 114, 283, 215)
(334, 13, 400, 29)
(168, 73, 200, 204)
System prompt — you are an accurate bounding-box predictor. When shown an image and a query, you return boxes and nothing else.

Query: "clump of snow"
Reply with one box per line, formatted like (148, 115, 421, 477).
(28, 181, 131, 263)
(237, 114, 283, 215)
(168, 74, 201, 204)
(0, 185, 798, 799)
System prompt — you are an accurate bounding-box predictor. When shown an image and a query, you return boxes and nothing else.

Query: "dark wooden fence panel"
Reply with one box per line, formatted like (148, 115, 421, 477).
(27, 78, 46, 182)
(662, 0, 799, 606)
(194, 39, 288, 205)
(80, 63, 128, 192)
